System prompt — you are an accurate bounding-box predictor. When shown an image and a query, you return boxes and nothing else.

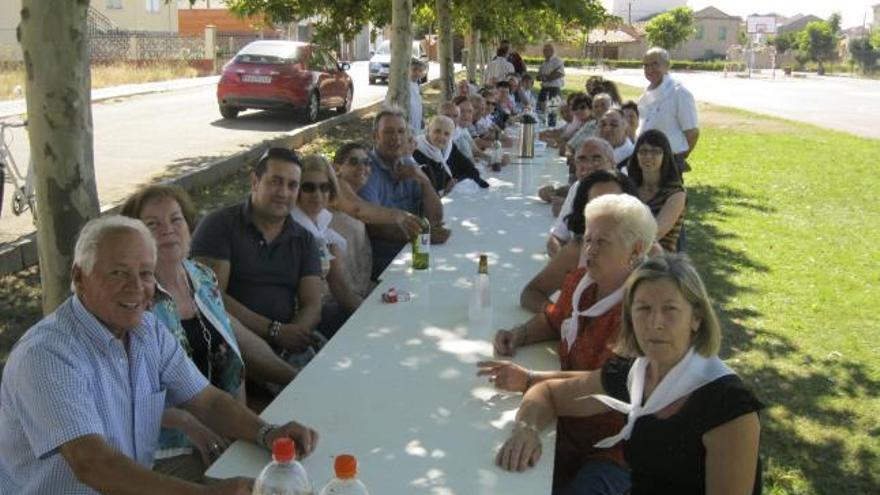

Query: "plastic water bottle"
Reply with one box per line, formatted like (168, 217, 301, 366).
(253, 438, 314, 495)
(319, 455, 370, 495)
(468, 254, 492, 327)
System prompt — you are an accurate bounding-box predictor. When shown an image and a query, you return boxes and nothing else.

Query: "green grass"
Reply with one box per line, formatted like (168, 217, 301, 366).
(565, 74, 880, 493)
(0, 76, 877, 493)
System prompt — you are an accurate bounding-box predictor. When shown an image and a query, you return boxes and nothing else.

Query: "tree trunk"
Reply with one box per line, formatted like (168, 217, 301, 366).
(19, 0, 100, 313)
(436, 0, 454, 100)
(386, 0, 413, 119)
(467, 28, 478, 82)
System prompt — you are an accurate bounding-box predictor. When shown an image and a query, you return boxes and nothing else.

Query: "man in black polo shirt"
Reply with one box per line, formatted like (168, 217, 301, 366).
(192, 148, 323, 360)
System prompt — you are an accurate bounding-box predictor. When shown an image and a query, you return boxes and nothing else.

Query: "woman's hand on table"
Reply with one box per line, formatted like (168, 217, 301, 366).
(476, 360, 530, 393)
(496, 422, 542, 472)
(430, 224, 452, 244)
(492, 326, 524, 356)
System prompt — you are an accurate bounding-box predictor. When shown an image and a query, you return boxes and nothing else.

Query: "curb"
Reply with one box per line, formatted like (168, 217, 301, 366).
(0, 96, 388, 276)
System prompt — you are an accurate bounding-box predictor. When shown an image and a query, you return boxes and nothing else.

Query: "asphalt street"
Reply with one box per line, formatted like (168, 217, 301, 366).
(0, 61, 438, 244)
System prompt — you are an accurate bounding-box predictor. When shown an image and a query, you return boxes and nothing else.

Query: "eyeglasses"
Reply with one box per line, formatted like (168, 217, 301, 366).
(301, 181, 332, 194)
(345, 156, 369, 167)
(575, 154, 608, 164)
(636, 147, 664, 157)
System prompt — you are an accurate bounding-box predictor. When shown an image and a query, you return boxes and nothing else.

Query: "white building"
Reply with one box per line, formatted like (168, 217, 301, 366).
(602, 0, 687, 23)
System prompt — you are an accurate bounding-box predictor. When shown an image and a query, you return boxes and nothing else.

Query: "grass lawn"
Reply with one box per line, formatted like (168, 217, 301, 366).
(0, 76, 877, 494)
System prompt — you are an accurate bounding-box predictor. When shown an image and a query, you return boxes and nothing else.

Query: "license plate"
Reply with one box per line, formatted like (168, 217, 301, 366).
(242, 74, 271, 84)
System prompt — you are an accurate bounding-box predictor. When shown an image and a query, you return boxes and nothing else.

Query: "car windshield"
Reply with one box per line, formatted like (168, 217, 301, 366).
(375, 41, 420, 57)
(235, 42, 304, 64)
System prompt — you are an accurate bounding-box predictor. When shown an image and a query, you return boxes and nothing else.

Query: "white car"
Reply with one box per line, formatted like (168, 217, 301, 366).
(368, 39, 428, 85)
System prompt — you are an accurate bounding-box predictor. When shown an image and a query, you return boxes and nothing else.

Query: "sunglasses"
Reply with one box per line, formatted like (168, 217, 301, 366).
(345, 156, 369, 167)
(301, 181, 332, 193)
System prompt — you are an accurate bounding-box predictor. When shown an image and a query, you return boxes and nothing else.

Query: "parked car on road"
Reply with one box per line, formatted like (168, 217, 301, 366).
(217, 40, 353, 122)
(369, 39, 428, 85)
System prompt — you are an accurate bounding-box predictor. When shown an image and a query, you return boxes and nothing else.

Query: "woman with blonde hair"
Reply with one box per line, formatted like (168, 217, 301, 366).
(495, 253, 763, 495)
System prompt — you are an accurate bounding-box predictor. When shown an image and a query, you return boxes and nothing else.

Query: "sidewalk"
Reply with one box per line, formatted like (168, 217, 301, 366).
(0, 75, 219, 119)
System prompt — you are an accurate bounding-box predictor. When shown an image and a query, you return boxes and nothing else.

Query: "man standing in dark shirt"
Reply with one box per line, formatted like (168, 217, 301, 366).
(191, 148, 323, 358)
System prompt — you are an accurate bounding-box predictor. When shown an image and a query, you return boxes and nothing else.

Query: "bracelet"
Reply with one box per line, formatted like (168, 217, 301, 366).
(524, 369, 535, 392)
(267, 320, 282, 344)
(256, 423, 279, 451)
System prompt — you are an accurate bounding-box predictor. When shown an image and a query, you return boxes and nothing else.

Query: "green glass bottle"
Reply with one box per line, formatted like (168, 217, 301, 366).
(411, 217, 431, 270)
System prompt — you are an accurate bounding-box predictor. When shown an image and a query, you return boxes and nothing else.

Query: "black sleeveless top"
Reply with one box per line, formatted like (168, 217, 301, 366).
(601, 356, 764, 495)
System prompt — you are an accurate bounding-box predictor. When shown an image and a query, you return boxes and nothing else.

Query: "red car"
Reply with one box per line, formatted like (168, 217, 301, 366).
(217, 40, 353, 122)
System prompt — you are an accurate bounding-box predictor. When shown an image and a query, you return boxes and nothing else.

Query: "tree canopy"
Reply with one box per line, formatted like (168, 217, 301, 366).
(797, 21, 835, 71)
(644, 6, 695, 51)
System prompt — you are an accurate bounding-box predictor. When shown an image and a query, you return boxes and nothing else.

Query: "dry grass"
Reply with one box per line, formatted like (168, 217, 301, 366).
(0, 61, 200, 101)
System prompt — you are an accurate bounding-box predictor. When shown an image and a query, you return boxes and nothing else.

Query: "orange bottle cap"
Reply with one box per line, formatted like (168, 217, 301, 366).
(334, 454, 358, 478)
(273, 437, 296, 463)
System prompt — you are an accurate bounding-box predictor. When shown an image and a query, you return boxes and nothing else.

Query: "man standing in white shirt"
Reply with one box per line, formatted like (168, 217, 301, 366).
(485, 46, 515, 86)
(637, 47, 699, 172)
(408, 59, 427, 132)
(536, 43, 565, 112)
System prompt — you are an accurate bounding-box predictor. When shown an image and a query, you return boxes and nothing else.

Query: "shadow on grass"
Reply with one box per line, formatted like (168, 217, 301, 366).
(687, 183, 879, 493)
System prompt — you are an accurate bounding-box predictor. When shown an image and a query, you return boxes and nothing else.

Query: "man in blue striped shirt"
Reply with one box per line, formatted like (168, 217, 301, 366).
(0, 216, 319, 494)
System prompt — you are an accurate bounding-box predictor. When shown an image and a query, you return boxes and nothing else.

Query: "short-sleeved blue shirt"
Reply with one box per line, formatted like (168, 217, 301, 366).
(357, 149, 423, 214)
(0, 296, 209, 494)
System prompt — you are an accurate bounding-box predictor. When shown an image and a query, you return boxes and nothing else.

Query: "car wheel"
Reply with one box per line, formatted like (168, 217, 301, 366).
(369, 77, 376, 85)
(219, 105, 240, 119)
(304, 90, 320, 123)
(337, 86, 353, 114)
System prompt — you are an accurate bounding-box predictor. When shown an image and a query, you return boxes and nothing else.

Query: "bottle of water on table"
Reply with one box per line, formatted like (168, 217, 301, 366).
(253, 437, 314, 495)
(319, 455, 370, 495)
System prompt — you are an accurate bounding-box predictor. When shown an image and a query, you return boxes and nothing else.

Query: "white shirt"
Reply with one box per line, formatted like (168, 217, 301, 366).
(613, 138, 634, 165)
(538, 56, 565, 88)
(485, 56, 515, 83)
(637, 74, 698, 154)
(409, 80, 423, 131)
(549, 181, 580, 242)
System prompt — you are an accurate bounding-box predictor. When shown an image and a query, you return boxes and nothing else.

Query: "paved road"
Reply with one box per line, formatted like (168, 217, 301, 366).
(0, 61, 440, 245)
(596, 68, 880, 140)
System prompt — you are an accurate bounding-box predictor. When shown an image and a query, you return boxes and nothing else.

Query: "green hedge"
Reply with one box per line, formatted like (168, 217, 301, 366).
(521, 56, 744, 72)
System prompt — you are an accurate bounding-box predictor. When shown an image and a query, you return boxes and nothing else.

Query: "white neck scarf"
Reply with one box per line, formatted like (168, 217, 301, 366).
(290, 207, 347, 254)
(587, 347, 734, 448)
(560, 272, 625, 351)
(415, 133, 453, 177)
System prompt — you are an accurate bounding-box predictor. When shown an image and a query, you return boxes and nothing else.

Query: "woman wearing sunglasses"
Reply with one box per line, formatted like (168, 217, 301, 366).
(291, 154, 364, 338)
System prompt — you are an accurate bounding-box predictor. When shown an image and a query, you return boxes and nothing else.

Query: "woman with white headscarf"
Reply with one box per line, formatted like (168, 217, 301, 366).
(495, 253, 763, 495)
(413, 115, 489, 195)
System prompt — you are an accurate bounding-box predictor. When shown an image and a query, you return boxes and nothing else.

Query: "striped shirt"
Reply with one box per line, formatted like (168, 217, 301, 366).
(0, 295, 209, 494)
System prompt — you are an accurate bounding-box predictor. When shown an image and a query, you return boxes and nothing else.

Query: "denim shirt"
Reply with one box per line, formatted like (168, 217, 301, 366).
(151, 259, 244, 458)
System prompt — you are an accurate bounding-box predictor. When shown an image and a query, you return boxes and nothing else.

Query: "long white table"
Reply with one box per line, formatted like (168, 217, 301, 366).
(206, 143, 569, 493)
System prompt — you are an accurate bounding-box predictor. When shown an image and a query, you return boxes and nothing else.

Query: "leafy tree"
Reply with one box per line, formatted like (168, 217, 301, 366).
(849, 36, 878, 73)
(828, 12, 842, 35)
(768, 31, 797, 54)
(797, 21, 835, 74)
(644, 7, 695, 51)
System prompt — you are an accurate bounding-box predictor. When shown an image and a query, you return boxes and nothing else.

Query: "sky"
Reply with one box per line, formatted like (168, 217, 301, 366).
(686, 0, 876, 29)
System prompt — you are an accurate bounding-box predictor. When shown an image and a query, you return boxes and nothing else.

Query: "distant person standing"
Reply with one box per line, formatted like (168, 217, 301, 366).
(408, 59, 428, 132)
(500, 39, 527, 75)
(638, 47, 699, 173)
(536, 43, 565, 112)
(485, 46, 515, 86)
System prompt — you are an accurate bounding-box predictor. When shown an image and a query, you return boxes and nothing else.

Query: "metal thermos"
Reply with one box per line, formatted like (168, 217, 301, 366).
(518, 122, 535, 158)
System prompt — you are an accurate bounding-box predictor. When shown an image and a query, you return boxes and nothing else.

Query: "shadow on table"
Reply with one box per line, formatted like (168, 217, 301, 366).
(686, 183, 879, 493)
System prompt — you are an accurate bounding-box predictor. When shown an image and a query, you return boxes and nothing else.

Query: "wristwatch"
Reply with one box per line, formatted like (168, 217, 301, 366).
(256, 423, 280, 450)
(267, 320, 282, 345)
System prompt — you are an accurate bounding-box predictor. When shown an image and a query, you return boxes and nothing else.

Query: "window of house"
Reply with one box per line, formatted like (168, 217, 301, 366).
(719, 26, 728, 41)
(106, 0, 122, 9)
(146, 0, 160, 13)
(695, 26, 704, 40)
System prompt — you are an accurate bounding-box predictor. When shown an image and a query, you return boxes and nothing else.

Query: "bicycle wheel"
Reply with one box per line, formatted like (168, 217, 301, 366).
(0, 161, 5, 218)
